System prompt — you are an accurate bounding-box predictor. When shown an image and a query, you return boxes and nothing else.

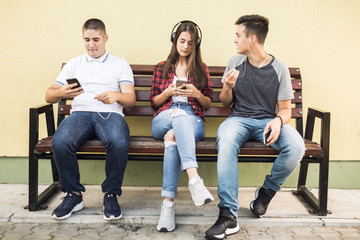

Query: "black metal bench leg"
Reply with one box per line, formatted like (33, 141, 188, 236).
(318, 156, 329, 216)
(297, 162, 309, 187)
(293, 160, 322, 215)
(28, 154, 60, 211)
(318, 111, 331, 216)
(28, 152, 39, 211)
(293, 161, 308, 197)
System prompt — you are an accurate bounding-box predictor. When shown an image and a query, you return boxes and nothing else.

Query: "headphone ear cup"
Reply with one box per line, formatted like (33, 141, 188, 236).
(171, 32, 176, 43)
(197, 37, 201, 46)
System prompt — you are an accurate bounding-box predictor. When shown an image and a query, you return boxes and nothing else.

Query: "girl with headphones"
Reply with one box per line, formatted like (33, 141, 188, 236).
(150, 20, 214, 232)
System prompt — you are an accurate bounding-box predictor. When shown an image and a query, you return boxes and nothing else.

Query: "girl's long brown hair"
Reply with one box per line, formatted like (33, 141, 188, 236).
(163, 22, 208, 89)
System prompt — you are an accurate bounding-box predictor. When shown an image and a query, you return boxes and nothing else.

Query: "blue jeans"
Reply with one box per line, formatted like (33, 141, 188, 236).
(52, 111, 130, 196)
(217, 116, 305, 216)
(152, 102, 205, 199)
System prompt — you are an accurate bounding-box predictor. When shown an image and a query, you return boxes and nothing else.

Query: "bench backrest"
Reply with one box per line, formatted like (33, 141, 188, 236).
(57, 64, 304, 136)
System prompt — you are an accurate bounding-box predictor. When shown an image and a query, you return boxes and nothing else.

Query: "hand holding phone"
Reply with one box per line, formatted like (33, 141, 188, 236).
(176, 80, 188, 89)
(263, 128, 272, 144)
(66, 78, 82, 90)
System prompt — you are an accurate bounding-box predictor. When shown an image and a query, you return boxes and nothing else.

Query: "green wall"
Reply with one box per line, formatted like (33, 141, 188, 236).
(1, 157, 358, 189)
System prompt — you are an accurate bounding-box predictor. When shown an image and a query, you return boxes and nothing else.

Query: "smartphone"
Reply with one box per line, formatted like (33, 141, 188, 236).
(263, 128, 272, 144)
(66, 78, 82, 89)
(176, 80, 188, 89)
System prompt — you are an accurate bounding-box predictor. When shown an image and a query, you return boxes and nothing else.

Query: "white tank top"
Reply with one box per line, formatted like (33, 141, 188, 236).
(172, 76, 188, 103)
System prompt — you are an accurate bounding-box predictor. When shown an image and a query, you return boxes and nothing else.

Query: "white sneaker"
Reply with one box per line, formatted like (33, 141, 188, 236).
(157, 200, 175, 232)
(188, 175, 214, 206)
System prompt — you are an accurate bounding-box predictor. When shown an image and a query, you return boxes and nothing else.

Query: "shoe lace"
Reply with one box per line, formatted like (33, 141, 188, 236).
(260, 195, 272, 205)
(58, 192, 77, 208)
(258, 189, 273, 206)
(213, 215, 230, 226)
(191, 178, 206, 193)
(161, 204, 173, 218)
(104, 193, 118, 209)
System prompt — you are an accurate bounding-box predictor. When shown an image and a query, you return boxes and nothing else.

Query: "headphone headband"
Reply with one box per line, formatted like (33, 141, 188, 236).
(170, 20, 202, 46)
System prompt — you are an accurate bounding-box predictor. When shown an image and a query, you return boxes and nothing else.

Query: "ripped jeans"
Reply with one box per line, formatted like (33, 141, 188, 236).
(151, 102, 205, 199)
(216, 116, 305, 216)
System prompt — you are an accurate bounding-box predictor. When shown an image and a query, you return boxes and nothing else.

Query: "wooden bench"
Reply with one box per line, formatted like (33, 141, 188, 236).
(28, 64, 330, 215)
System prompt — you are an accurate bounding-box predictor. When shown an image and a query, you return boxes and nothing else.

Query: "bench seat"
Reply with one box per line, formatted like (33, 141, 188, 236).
(35, 136, 323, 156)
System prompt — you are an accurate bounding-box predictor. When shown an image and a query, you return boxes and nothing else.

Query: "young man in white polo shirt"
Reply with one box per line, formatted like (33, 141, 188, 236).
(45, 18, 136, 220)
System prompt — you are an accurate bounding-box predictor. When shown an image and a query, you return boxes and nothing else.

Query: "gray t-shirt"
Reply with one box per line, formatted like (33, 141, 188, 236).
(222, 54, 294, 119)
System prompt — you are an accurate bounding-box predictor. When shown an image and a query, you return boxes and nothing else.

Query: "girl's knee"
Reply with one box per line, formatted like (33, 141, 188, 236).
(164, 130, 176, 147)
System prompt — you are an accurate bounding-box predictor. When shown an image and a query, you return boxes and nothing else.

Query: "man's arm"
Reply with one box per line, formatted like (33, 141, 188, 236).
(45, 82, 84, 103)
(94, 83, 136, 108)
(275, 99, 292, 125)
(264, 99, 292, 145)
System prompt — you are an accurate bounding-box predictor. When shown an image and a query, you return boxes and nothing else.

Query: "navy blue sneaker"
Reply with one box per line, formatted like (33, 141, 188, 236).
(51, 192, 84, 220)
(103, 193, 122, 220)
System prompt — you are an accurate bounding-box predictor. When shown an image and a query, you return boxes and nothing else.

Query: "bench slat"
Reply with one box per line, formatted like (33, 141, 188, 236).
(35, 136, 322, 156)
(134, 90, 222, 102)
(134, 90, 301, 103)
(131, 65, 301, 79)
(59, 105, 303, 118)
(130, 64, 226, 76)
(123, 106, 231, 117)
(131, 64, 155, 75)
(289, 68, 301, 79)
(133, 76, 302, 90)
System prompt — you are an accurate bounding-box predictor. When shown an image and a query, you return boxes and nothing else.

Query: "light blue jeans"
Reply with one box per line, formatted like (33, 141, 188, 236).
(216, 116, 305, 216)
(152, 102, 205, 199)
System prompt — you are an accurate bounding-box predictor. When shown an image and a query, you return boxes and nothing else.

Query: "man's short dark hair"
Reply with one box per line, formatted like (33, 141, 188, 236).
(235, 15, 269, 44)
(82, 18, 106, 35)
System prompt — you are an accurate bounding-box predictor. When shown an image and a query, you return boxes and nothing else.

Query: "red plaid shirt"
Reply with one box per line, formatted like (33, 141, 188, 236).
(150, 61, 213, 120)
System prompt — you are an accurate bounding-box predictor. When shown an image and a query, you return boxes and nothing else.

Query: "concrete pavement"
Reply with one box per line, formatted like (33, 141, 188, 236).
(0, 184, 359, 239)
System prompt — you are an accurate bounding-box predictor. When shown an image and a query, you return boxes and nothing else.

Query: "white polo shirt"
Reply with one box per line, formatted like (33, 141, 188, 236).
(55, 51, 134, 116)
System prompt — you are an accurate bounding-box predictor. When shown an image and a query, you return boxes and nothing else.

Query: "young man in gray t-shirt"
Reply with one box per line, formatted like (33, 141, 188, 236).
(205, 15, 305, 240)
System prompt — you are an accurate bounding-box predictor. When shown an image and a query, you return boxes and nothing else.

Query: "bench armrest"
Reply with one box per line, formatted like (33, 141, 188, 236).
(29, 103, 55, 156)
(304, 107, 331, 158)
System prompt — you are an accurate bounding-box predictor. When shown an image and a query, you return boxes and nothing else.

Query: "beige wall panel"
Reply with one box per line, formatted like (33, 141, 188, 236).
(0, 0, 359, 160)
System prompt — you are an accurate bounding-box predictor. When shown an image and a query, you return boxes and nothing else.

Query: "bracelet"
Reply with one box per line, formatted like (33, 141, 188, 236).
(276, 115, 283, 126)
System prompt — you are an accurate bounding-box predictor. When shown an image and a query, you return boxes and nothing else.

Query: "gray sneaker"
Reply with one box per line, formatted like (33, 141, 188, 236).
(157, 200, 175, 232)
(188, 175, 214, 206)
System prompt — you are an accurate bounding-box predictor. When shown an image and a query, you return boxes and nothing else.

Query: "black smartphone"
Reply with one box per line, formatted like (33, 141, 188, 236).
(176, 80, 187, 89)
(66, 78, 82, 89)
(263, 128, 272, 144)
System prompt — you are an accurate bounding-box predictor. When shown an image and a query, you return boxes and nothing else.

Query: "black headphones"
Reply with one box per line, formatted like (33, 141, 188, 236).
(170, 20, 202, 46)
